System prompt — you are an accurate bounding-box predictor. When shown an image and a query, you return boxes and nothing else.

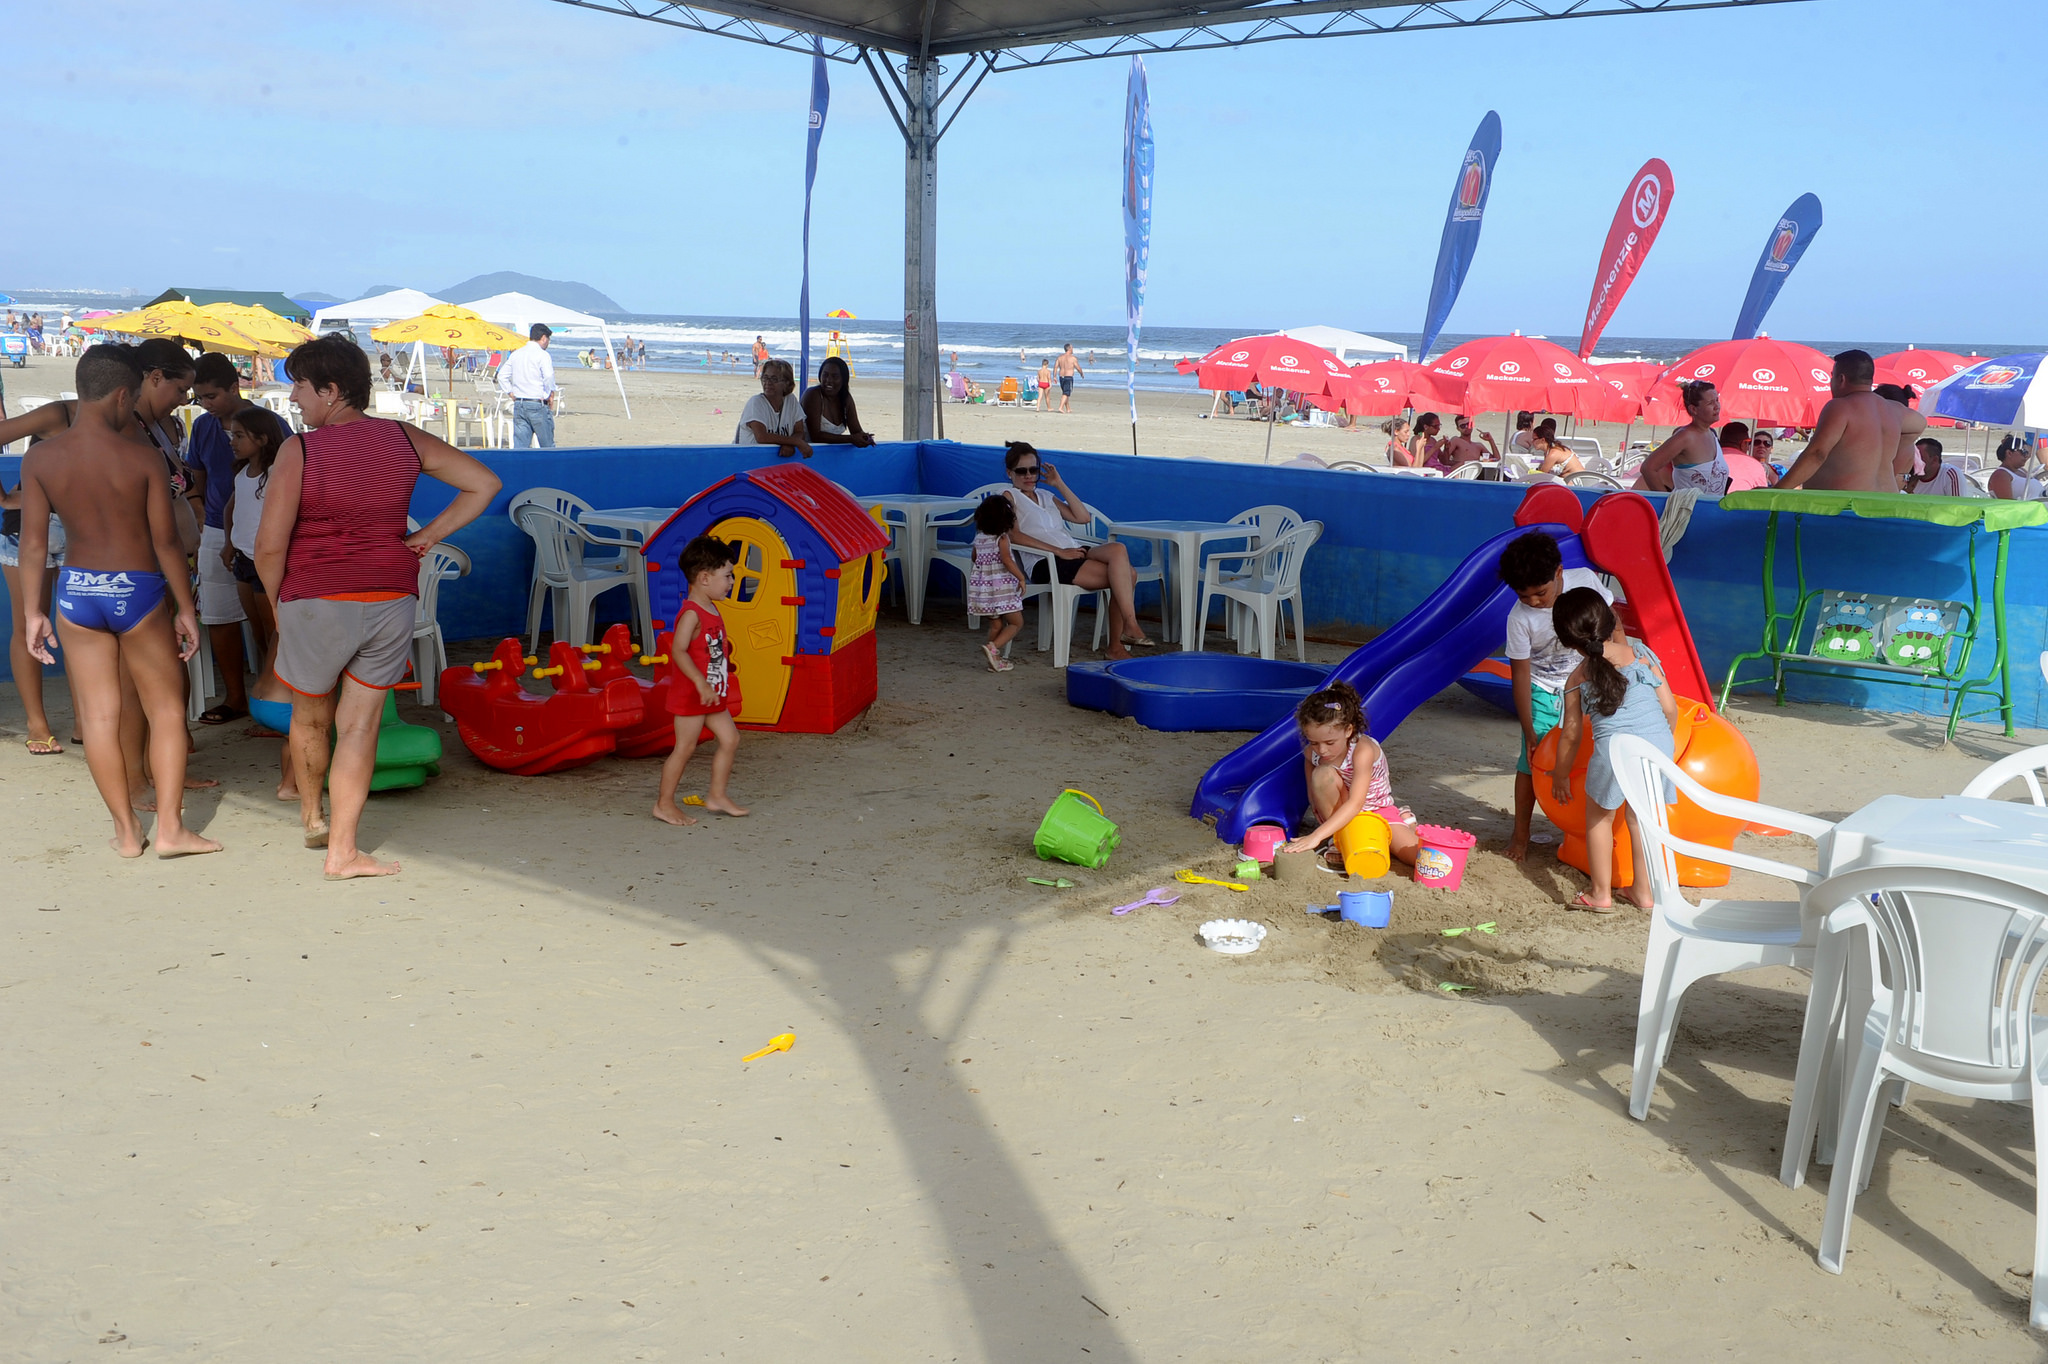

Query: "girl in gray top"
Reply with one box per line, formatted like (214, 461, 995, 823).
(1549, 587, 1678, 913)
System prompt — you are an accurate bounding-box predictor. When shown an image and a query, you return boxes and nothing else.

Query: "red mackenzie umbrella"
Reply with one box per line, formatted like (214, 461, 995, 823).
(1341, 359, 1431, 417)
(1184, 333, 1353, 460)
(1874, 348, 1989, 428)
(1418, 333, 1606, 417)
(1644, 335, 1834, 426)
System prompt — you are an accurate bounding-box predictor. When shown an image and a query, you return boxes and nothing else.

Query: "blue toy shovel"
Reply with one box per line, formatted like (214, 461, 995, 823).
(1113, 888, 1180, 916)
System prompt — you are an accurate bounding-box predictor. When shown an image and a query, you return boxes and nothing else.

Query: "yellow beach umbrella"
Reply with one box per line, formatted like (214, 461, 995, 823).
(202, 302, 315, 349)
(369, 304, 528, 353)
(82, 299, 279, 357)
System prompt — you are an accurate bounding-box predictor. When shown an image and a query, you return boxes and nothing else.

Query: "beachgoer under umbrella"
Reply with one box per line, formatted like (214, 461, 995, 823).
(1635, 380, 1726, 494)
(1528, 432, 1585, 479)
(1442, 415, 1499, 470)
(1718, 421, 1775, 490)
(802, 356, 874, 448)
(999, 442, 1153, 660)
(1989, 436, 2043, 500)
(1381, 417, 1413, 466)
(1409, 413, 1448, 468)
(256, 334, 500, 879)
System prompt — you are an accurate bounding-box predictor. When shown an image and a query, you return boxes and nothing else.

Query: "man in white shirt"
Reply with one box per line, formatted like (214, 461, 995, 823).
(498, 323, 558, 448)
(1905, 438, 1970, 497)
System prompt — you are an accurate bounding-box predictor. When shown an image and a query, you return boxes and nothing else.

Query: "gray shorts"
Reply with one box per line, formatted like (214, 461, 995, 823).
(275, 595, 417, 696)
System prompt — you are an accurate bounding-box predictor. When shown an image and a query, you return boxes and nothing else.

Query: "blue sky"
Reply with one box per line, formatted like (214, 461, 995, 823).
(9, 0, 2041, 342)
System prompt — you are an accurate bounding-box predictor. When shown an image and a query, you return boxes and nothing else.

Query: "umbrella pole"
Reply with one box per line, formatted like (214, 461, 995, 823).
(1263, 405, 1275, 463)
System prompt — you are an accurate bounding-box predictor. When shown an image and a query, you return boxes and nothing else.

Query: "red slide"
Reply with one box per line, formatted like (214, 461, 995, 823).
(1514, 485, 1712, 709)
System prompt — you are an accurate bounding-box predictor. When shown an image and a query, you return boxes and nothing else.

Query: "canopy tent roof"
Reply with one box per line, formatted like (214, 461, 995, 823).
(311, 288, 448, 330)
(1279, 325, 1406, 364)
(147, 287, 310, 324)
(460, 291, 605, 332)
(553, 0, 1808, 68)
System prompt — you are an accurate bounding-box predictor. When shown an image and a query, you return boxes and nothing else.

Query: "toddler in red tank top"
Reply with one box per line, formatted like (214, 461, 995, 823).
(653, 535, 750, 825)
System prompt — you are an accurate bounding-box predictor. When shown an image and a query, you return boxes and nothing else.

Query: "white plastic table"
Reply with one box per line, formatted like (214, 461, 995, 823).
(861, 494, 976, 625)
(1102, 518, 1253, 651)
(580, 505, 677, 654)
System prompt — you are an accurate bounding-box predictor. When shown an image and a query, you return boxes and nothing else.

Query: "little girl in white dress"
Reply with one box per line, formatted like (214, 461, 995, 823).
(966, 494, 1027, 673)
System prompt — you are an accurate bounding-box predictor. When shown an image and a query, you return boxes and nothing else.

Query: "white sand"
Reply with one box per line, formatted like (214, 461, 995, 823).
(2, 612, 2043, 1358)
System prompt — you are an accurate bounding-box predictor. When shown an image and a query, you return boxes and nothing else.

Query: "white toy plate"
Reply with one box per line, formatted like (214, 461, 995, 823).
(1199, 918, 1268, 955)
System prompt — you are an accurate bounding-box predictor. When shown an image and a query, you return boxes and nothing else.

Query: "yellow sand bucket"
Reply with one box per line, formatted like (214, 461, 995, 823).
(1333, 811, 1391, 878)
(1033, 788, 1121, 869)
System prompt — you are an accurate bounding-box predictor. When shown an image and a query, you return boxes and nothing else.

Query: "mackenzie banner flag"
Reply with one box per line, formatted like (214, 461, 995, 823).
(1578, 158, 1674, 359)
(1418, 111, 1501, 363)
(798, 43, 830, 391)
(1123, 57, 1154, 429)
(1732, 192, 1822, 340)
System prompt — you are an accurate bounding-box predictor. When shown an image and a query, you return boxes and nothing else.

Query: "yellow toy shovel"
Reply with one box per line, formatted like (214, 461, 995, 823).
(742, 1033, 795, 1062)
(1174, 870, 1248, 892)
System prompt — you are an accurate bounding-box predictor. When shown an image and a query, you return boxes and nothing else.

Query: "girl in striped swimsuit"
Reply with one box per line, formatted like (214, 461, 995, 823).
(1280, 681, 1419, 868)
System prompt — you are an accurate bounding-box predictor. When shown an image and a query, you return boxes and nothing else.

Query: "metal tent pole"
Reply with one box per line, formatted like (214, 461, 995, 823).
(902, 56, 940, 441)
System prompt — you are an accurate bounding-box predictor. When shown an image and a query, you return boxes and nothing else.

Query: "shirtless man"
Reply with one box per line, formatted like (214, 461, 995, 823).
(1442, 415, 1500, 469)
(1874, 382, 1929, 491)
(17, 345, 220, 859)
(1055, 343, 1083, 413)
(1775, 350, 1902, 492)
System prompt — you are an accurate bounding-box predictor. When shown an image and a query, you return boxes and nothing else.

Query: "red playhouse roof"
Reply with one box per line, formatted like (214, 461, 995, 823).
(740, 463, 890, 562)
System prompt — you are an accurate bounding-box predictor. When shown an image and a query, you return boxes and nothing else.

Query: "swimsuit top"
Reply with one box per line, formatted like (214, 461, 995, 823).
(1311, 737, 1394, 810)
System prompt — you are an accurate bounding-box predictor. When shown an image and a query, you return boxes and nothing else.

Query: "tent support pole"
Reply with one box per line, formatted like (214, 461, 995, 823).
(600, 325, 631, 418)
(902, 54, 940, 441)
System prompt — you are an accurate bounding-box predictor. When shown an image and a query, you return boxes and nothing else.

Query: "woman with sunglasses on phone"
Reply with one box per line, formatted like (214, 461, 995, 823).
(999, 442, 1154, 660)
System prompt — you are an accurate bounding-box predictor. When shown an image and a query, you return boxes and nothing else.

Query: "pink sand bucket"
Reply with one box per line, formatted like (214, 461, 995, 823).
(1413, 825, 1476, 891)
(1242, 824, 1288, 863)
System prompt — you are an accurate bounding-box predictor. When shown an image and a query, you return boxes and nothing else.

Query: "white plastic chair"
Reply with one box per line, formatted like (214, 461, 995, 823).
(1799, 867, 2048, 1328)
(1566, 470, 1625, 490)
(1960, 743, 2048, 805)
(411, 543, 470, 708)
(512, 503, 635, 652)
(1606, 733, 1834, 1121)
(506, 487, 638, 649)
(1194, 521, 1322, 661)
(924, 482, 1015, 629)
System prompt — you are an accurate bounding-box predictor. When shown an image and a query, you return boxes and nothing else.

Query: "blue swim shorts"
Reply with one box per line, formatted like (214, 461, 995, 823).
(55, 567, 167, 634)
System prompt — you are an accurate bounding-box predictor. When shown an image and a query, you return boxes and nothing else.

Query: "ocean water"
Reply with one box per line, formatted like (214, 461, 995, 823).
(4, 290, 2033, 396)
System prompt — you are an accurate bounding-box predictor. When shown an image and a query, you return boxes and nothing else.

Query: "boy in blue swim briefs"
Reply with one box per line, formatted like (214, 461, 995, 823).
(17, 344, 221, 859)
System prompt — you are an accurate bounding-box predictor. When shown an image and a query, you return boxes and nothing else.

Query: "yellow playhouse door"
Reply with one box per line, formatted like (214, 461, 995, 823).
(714, 517, 796, 725)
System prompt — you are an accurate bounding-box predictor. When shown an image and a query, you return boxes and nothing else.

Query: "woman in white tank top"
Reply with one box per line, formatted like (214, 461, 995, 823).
(1990, 436, 2045, 500)
(1000, 441, 1154, 660)
(1639, 380, 1729, 495)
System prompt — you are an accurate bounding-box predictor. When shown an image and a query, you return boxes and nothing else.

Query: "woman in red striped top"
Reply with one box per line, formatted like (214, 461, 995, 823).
(255, 335, 500, 880)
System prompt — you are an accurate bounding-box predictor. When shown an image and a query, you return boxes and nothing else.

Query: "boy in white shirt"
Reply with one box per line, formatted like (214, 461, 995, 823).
(1499, 531, 1614, 860)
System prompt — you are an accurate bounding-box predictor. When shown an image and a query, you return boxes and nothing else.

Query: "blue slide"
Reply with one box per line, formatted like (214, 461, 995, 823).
(1193, 522, 1590, 841)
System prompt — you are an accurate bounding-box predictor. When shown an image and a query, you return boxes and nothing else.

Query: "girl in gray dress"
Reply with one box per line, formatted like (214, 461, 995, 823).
(1549, 587, 1678, 912)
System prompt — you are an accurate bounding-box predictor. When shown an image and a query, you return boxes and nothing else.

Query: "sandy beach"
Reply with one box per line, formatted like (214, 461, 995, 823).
(2, 600, 2043, 1357)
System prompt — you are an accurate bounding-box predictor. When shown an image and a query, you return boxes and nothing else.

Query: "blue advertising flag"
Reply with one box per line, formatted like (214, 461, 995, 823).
(799, 44, 830, 391)
(1123, 57, 1154, 433)
(1417, 111, 1501, 363)
(1732, 192, 1822, 340)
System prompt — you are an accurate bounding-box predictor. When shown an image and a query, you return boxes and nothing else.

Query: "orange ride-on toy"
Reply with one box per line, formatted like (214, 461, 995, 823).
(438, 638, 644, 775)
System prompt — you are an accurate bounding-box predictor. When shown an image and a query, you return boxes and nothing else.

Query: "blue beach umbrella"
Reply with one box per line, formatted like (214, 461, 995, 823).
(1921, 353, 2048, 429)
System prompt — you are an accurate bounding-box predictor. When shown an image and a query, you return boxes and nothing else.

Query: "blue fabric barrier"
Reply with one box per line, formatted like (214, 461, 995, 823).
(5, 438, 2043, 730)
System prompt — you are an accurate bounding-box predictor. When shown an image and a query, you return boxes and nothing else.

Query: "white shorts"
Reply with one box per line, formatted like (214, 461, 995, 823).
(197, 525, 247, 626)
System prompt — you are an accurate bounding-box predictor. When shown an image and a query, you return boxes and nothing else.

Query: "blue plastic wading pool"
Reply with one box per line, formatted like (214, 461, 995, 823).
(1066, 654, 1331, 732)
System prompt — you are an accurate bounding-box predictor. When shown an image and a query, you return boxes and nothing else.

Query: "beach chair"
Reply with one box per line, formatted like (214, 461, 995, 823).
(946, 371, 969, 403)
(1194, 521, 1322, 661)
(994, 377, 1021, 407)
(1605, 734, 1833, 1123)
(411, 543, 470, 709)
(1796, 866, 2048, 1327)
(1959, 743, 2048, 805)
(513, 503, 638, 652)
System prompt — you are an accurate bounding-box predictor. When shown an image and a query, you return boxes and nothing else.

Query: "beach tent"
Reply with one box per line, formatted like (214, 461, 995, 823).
(148, 287, 310, 325)
(1279, 325, 1408, 365)
(311, 288, 447, 332)
(461, 291, 631, 418)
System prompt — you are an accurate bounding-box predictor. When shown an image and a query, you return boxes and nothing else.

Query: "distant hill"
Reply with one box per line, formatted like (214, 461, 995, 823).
(439, 272, 624, 316)
(294, 291, 343, 303)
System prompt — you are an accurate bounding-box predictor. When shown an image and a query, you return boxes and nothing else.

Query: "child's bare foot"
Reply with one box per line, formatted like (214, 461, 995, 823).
(652, 801, 698, 827)
(324, 851, 400, 880)
(703, 795, 750, 817)
(156, 828, 223, 858)
(109, 830, 148, 859)
(1505, 837, 1529, 862)
(1568, 892, 1618, 914)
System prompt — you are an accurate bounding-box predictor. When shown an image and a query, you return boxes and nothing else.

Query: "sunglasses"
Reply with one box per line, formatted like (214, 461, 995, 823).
(1011, 465, 1040, 476)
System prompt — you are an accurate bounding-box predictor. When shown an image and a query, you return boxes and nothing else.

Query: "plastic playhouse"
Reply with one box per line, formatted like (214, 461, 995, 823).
(438, 638, 645, 775)
(1717, 489, 2048, 741)
(640, 464, 890, 735)
(1193, 484, 1764, 888)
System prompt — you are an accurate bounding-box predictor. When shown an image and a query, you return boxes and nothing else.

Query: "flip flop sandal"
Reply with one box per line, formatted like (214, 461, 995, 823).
(1568, 893, 1619, 915)
(24, 737, 62, 756)
(197, 705, 247, 726)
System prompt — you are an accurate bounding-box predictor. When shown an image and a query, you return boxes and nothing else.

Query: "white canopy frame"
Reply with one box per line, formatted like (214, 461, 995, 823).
(460, 291, 631, 419)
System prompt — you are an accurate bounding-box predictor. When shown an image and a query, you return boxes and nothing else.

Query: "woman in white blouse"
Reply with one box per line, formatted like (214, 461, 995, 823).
(735, 358, 811, 457)
(1000, 442, 1154, 660)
